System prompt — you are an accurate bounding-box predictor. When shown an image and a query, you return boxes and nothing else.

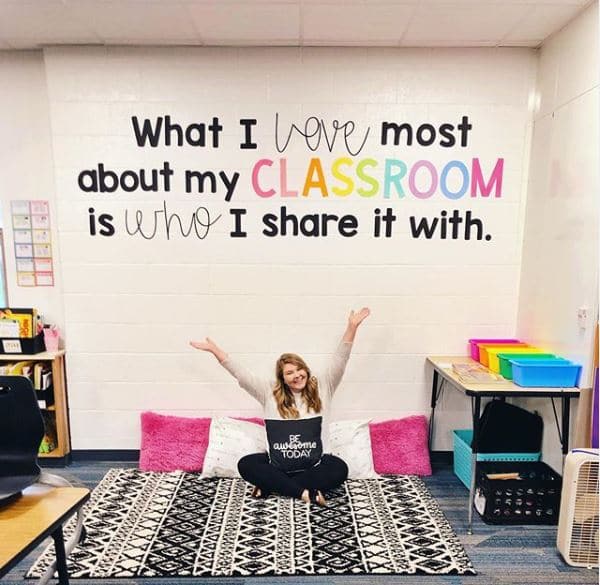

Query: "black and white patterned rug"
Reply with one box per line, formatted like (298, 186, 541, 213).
(28, 468, 475, 577)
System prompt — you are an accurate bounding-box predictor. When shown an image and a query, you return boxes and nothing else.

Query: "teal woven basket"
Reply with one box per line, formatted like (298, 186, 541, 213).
(452, 429, 541, 489)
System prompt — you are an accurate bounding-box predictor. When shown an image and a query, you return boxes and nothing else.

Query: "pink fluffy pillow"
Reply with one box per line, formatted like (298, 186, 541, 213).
(369, 416, 432, 475)
(139, 412, 264, 472)
(140, 412, 211, 472)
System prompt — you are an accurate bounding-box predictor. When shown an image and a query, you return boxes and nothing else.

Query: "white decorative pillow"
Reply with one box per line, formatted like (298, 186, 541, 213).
(201, 417, 267, 478)
(329, 419, 379, 479)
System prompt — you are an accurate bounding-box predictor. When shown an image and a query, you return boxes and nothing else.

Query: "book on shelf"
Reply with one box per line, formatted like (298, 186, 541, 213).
(41, 369, 52, 389)
(33, 362, 44, 388)
(35, 364, 53, 408)
(452, 362, 507, 383)
(33, 362, 52, 389)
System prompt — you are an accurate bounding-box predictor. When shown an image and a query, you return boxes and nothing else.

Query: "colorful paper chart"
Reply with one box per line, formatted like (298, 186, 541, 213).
(11, 200, 54, 287)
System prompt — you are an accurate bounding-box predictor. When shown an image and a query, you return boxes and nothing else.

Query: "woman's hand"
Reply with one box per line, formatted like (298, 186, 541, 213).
(189, 337, 217, 352)
(342, 307, 371, 342)
(348, 307, 371, 328)
(189, 337, 228, 363)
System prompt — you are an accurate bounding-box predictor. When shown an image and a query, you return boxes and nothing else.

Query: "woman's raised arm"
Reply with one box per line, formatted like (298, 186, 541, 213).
(189, 336, 268, 406)
(190, 337, 228, 363)
(326, 307, 371, 393)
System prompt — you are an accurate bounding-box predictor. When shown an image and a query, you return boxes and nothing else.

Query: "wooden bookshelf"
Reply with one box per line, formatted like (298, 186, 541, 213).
(0, 350, 70, 462)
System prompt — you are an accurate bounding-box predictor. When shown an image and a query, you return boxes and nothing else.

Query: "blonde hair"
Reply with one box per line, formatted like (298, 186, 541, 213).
(273, 353, 322, 419)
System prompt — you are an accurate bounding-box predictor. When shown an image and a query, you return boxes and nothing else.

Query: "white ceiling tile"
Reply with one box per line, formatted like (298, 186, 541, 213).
(502, 4, 583, 43)
(302, 4, 414, 43)
(0, 0, 100, 44)
(403, 3, 530, 44)
(187, 3, 300, 42)
(0, 0, 593, 48)
(65, 0, 199, 42)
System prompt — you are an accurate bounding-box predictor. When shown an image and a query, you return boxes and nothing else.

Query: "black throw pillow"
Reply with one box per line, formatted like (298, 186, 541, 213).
(265, 417, 323, 472)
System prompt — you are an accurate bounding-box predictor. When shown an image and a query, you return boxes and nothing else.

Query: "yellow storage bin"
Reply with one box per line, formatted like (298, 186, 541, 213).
(486, 346, 546, 373)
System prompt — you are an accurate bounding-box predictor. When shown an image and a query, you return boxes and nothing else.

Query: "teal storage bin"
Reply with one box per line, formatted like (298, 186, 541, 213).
(511, 360, 581, 388)
(452, 429, 541, 489)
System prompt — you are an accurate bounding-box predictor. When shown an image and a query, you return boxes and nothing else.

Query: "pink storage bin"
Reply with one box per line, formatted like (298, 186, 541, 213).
(468, 338, 520, 361)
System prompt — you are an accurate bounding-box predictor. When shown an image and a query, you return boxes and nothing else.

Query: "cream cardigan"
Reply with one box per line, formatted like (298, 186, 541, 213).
(220, 341, 352, 452)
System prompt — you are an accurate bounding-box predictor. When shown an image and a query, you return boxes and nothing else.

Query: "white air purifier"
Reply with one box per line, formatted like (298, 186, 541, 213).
(557, 449, 599, 568)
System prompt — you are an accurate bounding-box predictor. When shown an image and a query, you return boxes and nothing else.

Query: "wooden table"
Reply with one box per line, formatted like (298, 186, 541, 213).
(426, 356, 580, 534)
(0, 485, 89, 584)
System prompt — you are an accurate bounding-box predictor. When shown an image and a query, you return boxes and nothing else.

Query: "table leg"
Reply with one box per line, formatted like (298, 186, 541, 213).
(429, 370, 440, 450)
(468, 395, 482, 535)
(561, 397, 571, 467)
(52, 525, 69, 585)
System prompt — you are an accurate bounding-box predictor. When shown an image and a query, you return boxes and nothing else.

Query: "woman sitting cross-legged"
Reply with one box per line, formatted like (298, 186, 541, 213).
(190, 307, 370, 506)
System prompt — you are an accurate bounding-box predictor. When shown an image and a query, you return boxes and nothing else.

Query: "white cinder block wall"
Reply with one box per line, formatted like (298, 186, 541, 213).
(0, 51, 64, 324)
(517, 3, 599, 471)
(1, 44, 582, 455)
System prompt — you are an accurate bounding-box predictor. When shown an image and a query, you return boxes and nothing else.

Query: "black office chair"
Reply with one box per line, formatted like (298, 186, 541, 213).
(0, 375, 45, 506)
(0, 375, 86, 585)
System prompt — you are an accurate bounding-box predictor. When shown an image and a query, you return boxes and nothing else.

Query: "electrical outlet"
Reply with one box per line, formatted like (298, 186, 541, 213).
(577, 306, 588, 329)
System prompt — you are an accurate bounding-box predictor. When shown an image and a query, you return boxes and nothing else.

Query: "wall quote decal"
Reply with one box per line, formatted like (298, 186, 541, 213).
(77, 113, 503, 243)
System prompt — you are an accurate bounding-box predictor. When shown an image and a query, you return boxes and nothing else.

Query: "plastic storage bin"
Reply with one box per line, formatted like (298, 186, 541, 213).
(498, 354, 558, 380)
(468, 338, 520, 361)
(474, 461, 562, 525)
(0, 332, 45, 354)
(452, 429, 541, 489)
(511, 360, 582, 387)
(478, 343, 529, 367)
(486, 346, 544, 373)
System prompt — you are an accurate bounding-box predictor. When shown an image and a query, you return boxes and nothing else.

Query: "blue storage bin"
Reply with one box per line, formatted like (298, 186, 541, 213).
(511, 359, 581, 388)
(452, 429, 541, 489)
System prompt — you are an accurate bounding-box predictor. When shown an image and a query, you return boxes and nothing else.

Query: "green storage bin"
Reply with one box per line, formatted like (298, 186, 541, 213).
(452, 429, 541, 489)
(497, 353, 556, 380)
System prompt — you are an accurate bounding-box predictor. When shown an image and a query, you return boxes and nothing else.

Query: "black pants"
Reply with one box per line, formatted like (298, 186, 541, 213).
(237, 453, 348, 499)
